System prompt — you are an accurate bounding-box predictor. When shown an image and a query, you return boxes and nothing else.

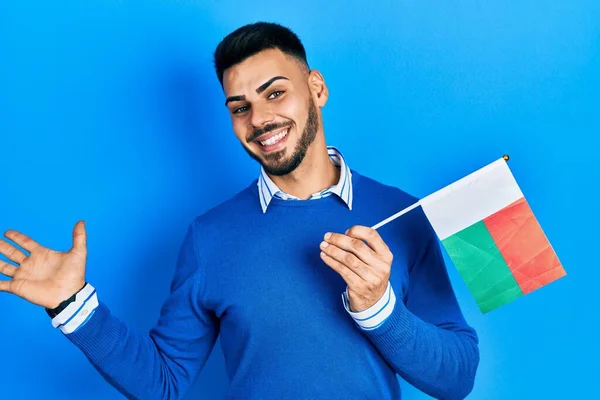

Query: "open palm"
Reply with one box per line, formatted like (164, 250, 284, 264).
(0, 221, 87, 309)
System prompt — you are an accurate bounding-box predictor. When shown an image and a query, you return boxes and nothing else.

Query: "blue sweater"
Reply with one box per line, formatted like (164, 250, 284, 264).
(67, 171, 479, 399)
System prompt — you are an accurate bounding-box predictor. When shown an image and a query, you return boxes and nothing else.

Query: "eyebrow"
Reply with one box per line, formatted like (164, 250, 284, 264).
(225, 76, 289, 106)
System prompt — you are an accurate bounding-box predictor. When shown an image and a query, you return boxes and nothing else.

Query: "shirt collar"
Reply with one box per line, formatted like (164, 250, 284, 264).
(257, 146, 353, 213)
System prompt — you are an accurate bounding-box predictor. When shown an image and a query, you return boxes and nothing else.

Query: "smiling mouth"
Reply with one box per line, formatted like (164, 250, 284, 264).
(254, 127, 290, 148)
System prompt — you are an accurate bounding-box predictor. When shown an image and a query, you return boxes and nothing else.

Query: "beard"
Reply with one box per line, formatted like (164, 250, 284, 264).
(243, 97, 319, 177)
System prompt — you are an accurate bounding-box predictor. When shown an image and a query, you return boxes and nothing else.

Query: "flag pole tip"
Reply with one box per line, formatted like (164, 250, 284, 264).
(503, 154, 510, 162)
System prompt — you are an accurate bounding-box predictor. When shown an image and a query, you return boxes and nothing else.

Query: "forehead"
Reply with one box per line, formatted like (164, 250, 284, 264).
(222, 48, 304, 96)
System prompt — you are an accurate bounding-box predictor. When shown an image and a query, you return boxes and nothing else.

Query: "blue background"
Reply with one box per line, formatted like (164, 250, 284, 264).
(1, 1, 598, 399)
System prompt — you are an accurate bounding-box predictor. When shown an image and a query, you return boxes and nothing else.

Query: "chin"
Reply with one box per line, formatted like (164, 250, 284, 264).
(263, 151, 306, 177)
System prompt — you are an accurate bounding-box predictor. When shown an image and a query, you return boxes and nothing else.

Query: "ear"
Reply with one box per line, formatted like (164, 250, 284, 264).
(308, 69, 329, 107)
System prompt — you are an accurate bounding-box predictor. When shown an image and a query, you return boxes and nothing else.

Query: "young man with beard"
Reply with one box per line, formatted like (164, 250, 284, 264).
(0, 22, 480, 399)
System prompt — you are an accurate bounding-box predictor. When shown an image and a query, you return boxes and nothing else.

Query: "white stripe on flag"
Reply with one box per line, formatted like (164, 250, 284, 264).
(420, 158, 523, 240)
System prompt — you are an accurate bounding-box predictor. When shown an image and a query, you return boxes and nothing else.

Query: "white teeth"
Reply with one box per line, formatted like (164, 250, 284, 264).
(260, 129, 288, 147)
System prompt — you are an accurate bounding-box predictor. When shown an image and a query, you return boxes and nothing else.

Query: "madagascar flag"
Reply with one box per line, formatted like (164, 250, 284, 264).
(420, 158, 566, 313)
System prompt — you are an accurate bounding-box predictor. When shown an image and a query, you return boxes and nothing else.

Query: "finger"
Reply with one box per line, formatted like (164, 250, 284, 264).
(0, 279, 14, 293)
(324, 232, 380, 266)
(345, 225, 393, 262)
(0, 240, 28, 264)
(320, 241, 371, 280)
(4, 230, 41, 253)
(0, 261, 18, 278)
(320, 251, 362, 289)
(71, 221, 87, 255)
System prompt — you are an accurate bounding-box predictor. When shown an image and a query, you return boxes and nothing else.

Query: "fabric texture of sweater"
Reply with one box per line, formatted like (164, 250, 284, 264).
(66, 170, 480, 400)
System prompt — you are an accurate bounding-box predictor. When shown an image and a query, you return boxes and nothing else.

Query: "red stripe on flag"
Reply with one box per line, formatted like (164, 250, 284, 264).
(483, 198, 566, 295)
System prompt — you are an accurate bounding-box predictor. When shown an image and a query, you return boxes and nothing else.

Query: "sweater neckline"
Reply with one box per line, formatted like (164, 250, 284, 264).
(249, 170, 361, 209)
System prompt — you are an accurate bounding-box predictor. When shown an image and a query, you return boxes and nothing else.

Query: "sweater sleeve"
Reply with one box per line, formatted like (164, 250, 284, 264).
(64, 222, 219, 400)
(362, 217, 480, 400)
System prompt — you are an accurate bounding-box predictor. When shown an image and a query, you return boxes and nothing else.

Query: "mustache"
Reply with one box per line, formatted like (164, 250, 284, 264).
(247, 122, 292, 142)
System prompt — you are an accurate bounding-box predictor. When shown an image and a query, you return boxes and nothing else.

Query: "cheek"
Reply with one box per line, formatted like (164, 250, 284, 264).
(231, 117, 250, 143)
(276, 96, 307, 126)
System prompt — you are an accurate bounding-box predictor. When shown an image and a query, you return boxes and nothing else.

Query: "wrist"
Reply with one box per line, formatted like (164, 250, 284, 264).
(46, 282, 88, 317)
(348, 286, 388, 312)
(343, 282, 396, 331)
(47, 283, 99, 334)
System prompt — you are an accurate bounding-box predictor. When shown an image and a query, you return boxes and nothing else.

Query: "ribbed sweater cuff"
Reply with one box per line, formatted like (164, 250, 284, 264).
(362, 299, 415, 352)
(66, 301, 122, 365)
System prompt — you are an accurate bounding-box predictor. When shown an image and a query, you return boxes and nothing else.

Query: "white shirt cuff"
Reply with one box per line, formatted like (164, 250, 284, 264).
(342, 281, 396, 331)
(51, 283, 99, 334)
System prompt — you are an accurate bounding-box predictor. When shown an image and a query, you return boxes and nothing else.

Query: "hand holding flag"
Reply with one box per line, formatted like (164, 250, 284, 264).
(320, 226, 393, 312)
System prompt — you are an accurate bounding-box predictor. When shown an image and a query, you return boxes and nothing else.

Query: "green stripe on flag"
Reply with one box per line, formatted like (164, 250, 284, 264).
(442, 221, 524, 313)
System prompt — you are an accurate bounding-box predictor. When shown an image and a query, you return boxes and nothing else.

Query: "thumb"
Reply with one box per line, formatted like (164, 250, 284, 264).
(71, 220, 87, 254)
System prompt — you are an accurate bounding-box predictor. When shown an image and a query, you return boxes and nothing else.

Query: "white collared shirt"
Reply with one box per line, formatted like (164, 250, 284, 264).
(257, 146, 353, 213)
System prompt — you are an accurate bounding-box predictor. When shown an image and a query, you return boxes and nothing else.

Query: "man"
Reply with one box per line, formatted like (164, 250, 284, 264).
(0, 22, 479, 399)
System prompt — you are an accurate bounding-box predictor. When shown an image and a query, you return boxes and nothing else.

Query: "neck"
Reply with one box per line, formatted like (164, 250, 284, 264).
(268, 136, 339, 199)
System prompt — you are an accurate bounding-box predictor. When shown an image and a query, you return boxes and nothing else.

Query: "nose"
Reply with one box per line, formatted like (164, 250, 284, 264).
(250, 102, 275, 128)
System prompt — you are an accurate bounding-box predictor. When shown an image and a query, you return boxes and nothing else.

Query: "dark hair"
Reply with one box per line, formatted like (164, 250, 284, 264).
(213, 22, 309, 86)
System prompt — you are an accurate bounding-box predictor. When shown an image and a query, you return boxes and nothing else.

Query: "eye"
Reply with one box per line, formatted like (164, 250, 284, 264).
(232, 105, 250, 114)
(268, 90, 284, 99)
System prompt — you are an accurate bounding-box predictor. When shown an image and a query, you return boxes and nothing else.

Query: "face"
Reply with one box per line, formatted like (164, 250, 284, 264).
(222, 48, 326, 176)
